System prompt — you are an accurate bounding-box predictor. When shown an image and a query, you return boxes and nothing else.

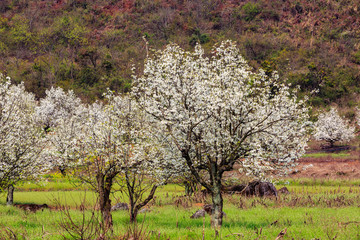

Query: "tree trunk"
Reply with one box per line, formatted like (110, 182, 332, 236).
(182, 149, 225, 230)
(211, 181, 223, 231)
(129, 184, 158, 223)
(129, 207, 138, 223)
(210, 161, 224, 231)
(6, 184, 14, 205)
(97, 173, 113, 231)
(59, 165, 66, 176)
(184, 181, 195, 196)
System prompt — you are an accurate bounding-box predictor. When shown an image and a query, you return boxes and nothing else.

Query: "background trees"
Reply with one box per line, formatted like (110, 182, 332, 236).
(36, 87, 85, 175)
(133, 41, 311, 229)
(0, 74, 48, 205)
(1, 0, 360, 107)
(47, 91, 181, 230)
(313, 107, 355, 148)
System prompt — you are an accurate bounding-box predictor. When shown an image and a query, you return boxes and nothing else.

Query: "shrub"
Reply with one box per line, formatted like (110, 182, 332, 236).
(351, 51, 360, 64)
(242, 3, 262, 21)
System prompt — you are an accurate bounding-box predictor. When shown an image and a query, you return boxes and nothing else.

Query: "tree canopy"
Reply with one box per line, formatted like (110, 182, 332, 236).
(0, 74, 47, 204)
(133, 41, 312, 228)
(314, 107, 355, 147)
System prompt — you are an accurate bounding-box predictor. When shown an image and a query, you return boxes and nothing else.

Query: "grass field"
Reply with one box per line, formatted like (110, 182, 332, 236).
(302, 152, 352, 158)
(1, 204, 360, 239)
(1, 177, 360, 239)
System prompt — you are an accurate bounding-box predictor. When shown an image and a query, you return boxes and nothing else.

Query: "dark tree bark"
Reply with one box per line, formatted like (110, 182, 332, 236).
(182, 149, 226, 230)
(125, 171, 158, 223)
(129, 185, 157, 223)
(97, 172, 115, 230)
(210, 162, 223, 231)
(6, 184, 14, 205)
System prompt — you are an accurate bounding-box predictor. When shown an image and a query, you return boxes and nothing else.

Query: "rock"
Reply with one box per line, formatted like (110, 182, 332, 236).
(191, 204, 226, 219)
(254, 181, 278, 197)
(190, 209, 206, 219)
(277, 187, 290, 194)
(203, 204, 212, 215)
(228, 181, 278, 197)
(111, 202, 129, 211)
(15, 203, 49, 212)
(139, 208, 151, 213)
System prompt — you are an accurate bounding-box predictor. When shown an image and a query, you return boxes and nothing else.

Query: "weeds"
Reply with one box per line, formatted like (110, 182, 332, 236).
(55, 193, 104, 240)
(0, 227, 27, 240)
(1, 182, 360, 239)
(118, 218, 150, 240)
(0, 226, 52, 240)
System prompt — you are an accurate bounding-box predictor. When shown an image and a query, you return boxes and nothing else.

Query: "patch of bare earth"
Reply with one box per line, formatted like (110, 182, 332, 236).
(225, 147, 360, 180)
(292, 156, 360, 179)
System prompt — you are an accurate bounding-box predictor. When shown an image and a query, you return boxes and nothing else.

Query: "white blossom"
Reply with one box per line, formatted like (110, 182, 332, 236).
(38, 87, 86, 171)
(314, 107, 354, 147)
(132, 41, 312, 227)
(133, 41, 311, 181)
(36, 87, 82, 130)
(0, 74, 48, 190)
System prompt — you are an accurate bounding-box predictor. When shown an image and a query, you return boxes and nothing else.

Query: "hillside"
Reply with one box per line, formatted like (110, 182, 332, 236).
(0, 0, 360, 106)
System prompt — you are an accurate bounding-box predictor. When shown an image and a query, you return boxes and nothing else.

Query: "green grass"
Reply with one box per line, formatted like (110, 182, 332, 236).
(0, 191, 98, 207)
(303, 152, 351, 158)
(276, 178, 360, 187)
(1, 180, 360, 239)
(0, 203, 359, 239)
(15, 174, 88, 192)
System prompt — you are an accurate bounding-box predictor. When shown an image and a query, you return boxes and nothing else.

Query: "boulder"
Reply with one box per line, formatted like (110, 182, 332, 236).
(190, 209, 206, 219)
(111, 202, 129, 211)
(227, 181, 278, 197)
(203, 204, 212, 215)
(277, 187, 290, 194)
(253, 181, 278, 197)
(191, 204, 226, 219)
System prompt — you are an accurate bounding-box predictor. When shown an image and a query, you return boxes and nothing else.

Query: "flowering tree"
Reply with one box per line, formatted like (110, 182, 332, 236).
(37, 87, 86, 174)
(51, 91, 179, 229)
(36, 87, 82, 131)
(314, 107, 354, 148)
(0, 74, 48, 205)
(102, 93, 182, 223)
(132, 41, 311, 229)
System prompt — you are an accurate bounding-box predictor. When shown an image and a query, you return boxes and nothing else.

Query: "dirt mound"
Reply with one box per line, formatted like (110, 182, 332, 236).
(15, 203, 49, 212)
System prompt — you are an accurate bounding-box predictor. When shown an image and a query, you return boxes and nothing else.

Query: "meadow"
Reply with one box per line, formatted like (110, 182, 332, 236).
(0, 174, 360, 240)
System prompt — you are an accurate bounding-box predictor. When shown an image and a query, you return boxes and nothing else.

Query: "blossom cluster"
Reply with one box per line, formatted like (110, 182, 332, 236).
(0, 74, 48, 189)
(132, 41, 312, 182)
(313, 107, 354, 146)
(1, 40, 315, 192)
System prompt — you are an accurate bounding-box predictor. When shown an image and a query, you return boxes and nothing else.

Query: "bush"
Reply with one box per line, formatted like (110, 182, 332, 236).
(260, 9, 280, 21)
(189, 29, 210, 46)
(242, 3, 262, 21)
(351, 51, 360, 64)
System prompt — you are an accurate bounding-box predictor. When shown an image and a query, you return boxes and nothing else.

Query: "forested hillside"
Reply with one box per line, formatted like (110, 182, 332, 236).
(0, 0, 359, 106)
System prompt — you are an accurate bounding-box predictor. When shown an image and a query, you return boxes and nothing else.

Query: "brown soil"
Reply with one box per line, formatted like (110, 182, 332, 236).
(225, 145, 360, 180)
(292, 156, 360, 179)
(290, 141, 360, 178)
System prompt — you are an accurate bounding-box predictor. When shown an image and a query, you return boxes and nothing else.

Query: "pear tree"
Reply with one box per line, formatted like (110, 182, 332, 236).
(50, 91, 180, 229)
(132, 41, 311, 229)
(0, 74, 48, 205)
(314, 107, 354, 148)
